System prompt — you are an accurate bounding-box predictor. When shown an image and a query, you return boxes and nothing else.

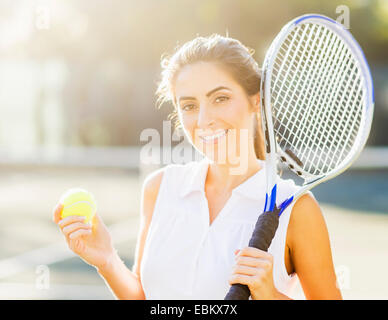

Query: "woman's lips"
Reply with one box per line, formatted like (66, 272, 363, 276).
(199, 129, 229, 144)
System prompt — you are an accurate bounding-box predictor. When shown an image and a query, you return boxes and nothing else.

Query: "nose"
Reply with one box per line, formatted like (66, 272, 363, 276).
(197, 104, 216, 128)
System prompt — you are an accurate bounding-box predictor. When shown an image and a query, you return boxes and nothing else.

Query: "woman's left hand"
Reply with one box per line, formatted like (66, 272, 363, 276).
(229, 247, 280, 300)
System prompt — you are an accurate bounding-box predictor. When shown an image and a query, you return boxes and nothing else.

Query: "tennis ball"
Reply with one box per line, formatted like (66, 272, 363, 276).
(60, 188, 97, 224)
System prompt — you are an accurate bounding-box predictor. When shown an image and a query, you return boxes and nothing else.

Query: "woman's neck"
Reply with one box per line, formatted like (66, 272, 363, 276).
(205, 151, 262, 194)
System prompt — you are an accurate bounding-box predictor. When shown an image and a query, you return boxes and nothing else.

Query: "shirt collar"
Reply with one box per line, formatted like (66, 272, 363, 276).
(179, 158, 266, 201)
(179, 158, 210, 198)
(232, 160, 266, 201)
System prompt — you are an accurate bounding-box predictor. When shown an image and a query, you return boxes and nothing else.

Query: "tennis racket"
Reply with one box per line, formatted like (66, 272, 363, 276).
(225, 13, 374, 300)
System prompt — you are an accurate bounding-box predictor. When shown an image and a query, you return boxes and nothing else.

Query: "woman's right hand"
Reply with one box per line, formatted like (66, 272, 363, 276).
(53, 203, 116, 271)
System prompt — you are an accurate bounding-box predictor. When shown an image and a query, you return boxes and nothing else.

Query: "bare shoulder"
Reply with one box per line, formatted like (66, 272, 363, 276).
(284, 193, 324, 270)
(141, 168, 165, 218)
(142, 168, 164, 196)
(289, 193, 327, 239)
(142, 161, 196, 204)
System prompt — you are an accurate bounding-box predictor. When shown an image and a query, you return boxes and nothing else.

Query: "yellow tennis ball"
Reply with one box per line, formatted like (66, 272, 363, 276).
(60, 188, 97, 223)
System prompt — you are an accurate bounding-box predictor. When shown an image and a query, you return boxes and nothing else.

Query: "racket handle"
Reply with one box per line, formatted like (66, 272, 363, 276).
(224, 207, 280, 300)
(248, 206, 280, 250)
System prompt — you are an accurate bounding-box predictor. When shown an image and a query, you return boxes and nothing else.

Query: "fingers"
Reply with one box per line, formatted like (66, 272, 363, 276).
(58, 215, 87, 229)
(229, 265, 267, 287)
(69, 228, 92, 240)
(232, 259, 271, 275)
(235, 255, 269, 268)
(229, 273, 254, 286)
(52, 203, 64, 224)
(57, 215, 92, 242)
(236, 246, 273, 261)
(232, 264, 258, 276)
(62, 221, 92, 239)
(233, 246, 274, 276)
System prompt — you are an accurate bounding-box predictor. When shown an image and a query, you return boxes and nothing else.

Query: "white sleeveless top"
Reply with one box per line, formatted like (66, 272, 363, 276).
(140, 158, 303, 299)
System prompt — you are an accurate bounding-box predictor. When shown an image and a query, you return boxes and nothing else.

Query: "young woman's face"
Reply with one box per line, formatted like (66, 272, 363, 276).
(174, 61, 258, 165)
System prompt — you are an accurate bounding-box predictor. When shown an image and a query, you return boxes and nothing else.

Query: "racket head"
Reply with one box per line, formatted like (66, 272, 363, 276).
(260, 14, 374, 207)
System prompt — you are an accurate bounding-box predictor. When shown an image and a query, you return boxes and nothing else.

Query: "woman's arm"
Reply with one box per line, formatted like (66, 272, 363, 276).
(230, 193, 342, 300)
(287, 194, 342, 300)
(97, 169, 164, 300)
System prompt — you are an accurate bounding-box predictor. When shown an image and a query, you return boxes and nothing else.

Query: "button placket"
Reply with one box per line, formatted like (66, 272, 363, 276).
(189, 192, 238, 294)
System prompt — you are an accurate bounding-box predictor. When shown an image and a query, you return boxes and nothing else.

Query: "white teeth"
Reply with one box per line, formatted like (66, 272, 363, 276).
(200, 129, 228, 142)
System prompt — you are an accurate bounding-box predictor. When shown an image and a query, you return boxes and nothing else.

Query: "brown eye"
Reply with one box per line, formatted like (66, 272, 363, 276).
(181, 104, 196, 111)
(215, 96, 229, 103)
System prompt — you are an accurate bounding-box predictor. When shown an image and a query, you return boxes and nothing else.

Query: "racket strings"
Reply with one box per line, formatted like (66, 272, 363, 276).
(326, 73, 364, 170)
(273, 25, 340, 171)
(280, 27, 340, 157)
(270, 22, 365, 176)
(274, 25, 337, 148)
(273, 26, 322, 126)
(300, 33, 358, 172)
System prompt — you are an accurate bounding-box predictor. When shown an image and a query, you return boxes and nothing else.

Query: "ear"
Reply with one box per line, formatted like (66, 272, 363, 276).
(249, 92, 260, 112)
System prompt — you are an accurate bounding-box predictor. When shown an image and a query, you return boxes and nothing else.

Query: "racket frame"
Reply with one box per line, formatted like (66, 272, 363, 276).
(260, 14, 374, 214)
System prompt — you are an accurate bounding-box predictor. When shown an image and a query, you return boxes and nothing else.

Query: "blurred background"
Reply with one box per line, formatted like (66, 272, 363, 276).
(0, 0, 387, 299)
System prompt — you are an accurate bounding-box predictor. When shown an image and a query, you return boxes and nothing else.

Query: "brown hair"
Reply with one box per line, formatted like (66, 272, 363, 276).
(155, 34, 265, 160)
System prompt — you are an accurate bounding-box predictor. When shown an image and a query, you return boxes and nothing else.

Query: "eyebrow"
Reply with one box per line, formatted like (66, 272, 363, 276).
(178, 86, 231, 103)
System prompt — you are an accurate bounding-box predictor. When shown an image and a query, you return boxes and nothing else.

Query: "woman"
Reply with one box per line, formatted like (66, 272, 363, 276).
(53, 34, 342, 300)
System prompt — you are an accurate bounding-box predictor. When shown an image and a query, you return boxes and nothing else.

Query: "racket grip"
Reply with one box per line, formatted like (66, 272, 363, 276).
(224, 207, 280, 300)
(248, 206, 280, 250)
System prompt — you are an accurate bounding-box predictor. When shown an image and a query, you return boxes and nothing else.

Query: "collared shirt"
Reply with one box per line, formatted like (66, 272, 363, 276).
(141, 158, 302, 299)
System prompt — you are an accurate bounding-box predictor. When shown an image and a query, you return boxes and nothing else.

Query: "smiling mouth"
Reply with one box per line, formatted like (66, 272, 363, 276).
(199, 129, 229, 143)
